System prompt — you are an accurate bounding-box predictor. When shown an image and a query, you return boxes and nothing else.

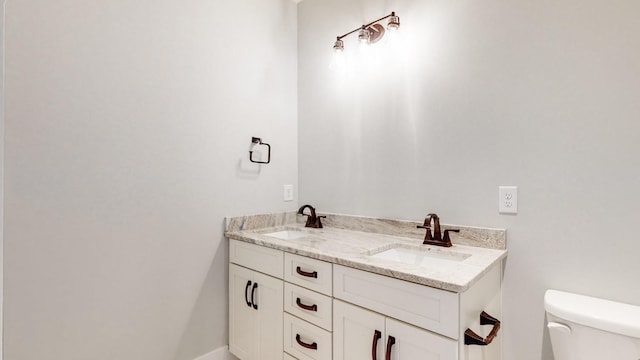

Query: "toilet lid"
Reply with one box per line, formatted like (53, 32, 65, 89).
(545, 290, 640, 339)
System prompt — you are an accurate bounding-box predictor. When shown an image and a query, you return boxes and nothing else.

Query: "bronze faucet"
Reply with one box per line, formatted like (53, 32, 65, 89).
(417, 213, 459, 247)
(297, 205, 326, 228)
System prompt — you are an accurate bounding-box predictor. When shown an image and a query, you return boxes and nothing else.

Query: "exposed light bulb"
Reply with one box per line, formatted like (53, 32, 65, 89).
(358, 28, 370, 44)
(333, 39, 344, 52)
(387, 14, 400, 30)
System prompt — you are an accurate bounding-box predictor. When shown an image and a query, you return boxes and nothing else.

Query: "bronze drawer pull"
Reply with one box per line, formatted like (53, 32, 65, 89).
(384, 335, 395, 360)
(296, 266, 318, 279)
(250, 282, 258, 310)
(464, 311, 501, 346)
(296, 297, 318, 312)
(244, 281, 252, 307)
(295, 334, 318, 350)
(372, 330, 382, 360)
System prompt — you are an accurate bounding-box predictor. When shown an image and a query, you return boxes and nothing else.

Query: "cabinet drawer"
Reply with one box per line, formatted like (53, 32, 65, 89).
(333, 265, 459, 339)
(284, 353, 297, 360)
(284, 253, 332, 295)
(229, 240, 283, 279)
(284, 283, 333, 331)
(284, 313, 332, 360)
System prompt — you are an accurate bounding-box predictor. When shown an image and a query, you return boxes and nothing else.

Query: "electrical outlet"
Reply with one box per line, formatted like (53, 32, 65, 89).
(283, 184, 294, 202)
(499, 186, 518, 214)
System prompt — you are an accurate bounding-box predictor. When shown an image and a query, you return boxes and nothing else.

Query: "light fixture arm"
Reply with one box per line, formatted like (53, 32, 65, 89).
(336, 12, 397, 41)
(336, 26, 363, 42)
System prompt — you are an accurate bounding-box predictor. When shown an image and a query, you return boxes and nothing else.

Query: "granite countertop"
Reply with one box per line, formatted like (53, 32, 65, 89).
(225, 212, 508, 293)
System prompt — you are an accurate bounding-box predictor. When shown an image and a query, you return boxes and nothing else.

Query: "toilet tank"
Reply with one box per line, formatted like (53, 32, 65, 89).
(544, 290, 640, 360)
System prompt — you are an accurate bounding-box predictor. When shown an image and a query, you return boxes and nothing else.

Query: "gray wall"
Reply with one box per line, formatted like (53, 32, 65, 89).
(298, 0, 640, 359)
(4, 1, 297, 359)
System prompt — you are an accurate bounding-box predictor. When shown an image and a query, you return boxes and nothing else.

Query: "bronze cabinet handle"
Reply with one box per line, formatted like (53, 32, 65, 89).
(296, 266, 318, 279)
(295, 334, 318, 350)
(250, 283, 258, 310)
(384, 336, 396, 360)
(244, 281, 252, 307)
(296, 297, 318, 312)
(464, 311, 501, 346)
(372, 330, 382, 360)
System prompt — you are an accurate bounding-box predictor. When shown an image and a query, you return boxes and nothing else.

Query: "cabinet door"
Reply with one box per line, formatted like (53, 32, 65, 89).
(385, 318, 458, 360)
(229, 264, 284, 360)
(229, 264, 256, 360)
(252, 270, 284, 359)
(333, 300, 386, 360)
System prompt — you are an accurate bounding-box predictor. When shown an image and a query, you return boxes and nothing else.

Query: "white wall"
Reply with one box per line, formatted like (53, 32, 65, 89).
(298, 0, 640, 359)
(4, 1, 297, 359)
(0, 1, 5, 359)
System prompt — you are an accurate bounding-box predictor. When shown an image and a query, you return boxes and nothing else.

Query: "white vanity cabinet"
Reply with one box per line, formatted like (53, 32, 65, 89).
(228, 239, 503, 360)
(229, 241, 284, 360)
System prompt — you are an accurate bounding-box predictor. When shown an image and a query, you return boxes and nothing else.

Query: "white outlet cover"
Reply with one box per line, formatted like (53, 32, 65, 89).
(499, 186, 518, 214)
(283, 184, 294, 202)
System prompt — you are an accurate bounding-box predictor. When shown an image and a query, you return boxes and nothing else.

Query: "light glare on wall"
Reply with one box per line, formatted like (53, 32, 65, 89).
(333, 11, 401, 52)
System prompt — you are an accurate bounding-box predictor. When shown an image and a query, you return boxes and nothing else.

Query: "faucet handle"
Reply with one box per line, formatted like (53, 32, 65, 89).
(417, 224, 434, 241)
(417, 216, 431, 230)
(418, 214, 439, 239)
(442, 229, 460, 243)
(305, 215, 324, 229)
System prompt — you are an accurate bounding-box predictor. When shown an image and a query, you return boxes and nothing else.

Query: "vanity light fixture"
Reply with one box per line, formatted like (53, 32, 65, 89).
(333, 11, 400, 52)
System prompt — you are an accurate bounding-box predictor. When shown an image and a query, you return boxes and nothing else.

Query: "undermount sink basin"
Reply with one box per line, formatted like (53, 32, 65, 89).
(369, 245, 471, 266)
(263, 230, 309, 240)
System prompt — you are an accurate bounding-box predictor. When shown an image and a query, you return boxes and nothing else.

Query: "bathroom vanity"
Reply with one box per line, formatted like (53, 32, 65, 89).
(225, 212, 507, 360)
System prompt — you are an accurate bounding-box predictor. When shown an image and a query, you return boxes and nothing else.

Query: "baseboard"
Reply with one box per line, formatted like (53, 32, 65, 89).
(192, 346, 238, 360)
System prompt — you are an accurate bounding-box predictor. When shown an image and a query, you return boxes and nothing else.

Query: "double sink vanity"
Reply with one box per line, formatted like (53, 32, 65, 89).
(225, 209, 507, 360)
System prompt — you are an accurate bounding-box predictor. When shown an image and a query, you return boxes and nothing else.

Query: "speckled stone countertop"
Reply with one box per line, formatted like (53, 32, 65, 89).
(225, 212, 507, 293)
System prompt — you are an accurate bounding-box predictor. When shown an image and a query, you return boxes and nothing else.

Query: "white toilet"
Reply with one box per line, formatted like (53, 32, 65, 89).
(544, 289, 640, 359)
